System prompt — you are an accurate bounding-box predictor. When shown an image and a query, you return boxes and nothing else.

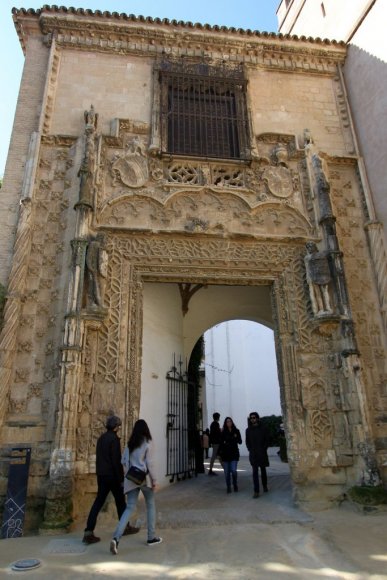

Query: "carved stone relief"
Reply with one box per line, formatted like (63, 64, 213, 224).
(95, 123, 314, 239)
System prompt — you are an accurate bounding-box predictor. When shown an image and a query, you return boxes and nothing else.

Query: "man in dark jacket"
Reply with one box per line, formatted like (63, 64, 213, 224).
(208, 412, 221, 475)
(83, 415, 139, 544)
(245, 412, 270, 498)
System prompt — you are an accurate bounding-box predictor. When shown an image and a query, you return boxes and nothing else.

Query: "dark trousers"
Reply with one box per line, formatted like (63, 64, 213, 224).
(85, 474, 126, 532)
(252, 464, 267, 493)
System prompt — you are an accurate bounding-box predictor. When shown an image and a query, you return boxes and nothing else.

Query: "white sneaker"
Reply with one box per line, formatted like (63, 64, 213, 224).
(110, 538, 118, 555)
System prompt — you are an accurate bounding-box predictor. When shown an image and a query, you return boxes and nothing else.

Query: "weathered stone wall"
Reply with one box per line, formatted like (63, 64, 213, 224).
(0, 7, 385, 530)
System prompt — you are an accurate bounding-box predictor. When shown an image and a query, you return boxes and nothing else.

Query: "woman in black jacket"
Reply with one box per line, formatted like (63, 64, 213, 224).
(219, 417, 242, 493)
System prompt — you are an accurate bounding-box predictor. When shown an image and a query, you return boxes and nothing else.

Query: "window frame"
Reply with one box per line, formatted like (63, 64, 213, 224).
(156, 61, 250, 162)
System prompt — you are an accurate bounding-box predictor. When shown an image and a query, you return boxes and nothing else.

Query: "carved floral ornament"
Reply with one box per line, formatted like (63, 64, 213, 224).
(98, 127, 311, 237)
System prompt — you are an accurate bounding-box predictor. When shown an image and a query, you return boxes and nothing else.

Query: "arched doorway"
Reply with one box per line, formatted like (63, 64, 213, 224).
(202, 320, 281, 457)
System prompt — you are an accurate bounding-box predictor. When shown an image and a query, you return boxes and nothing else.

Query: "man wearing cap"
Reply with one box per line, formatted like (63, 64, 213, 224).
(83, 415, 139, 544)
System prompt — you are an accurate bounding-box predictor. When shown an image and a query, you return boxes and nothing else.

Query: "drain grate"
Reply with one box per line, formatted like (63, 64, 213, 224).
(42, 539, 87, 555)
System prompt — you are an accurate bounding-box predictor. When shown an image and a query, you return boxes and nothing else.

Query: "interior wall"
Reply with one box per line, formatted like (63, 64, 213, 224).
(140, 282, 183, 487)
(183, 284, 273, 358)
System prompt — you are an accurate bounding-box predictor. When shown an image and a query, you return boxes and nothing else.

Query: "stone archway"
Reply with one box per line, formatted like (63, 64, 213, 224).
(72, 232, 365, 511)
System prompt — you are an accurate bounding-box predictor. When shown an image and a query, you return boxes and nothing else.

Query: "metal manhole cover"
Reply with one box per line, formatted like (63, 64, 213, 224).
(11, 558, 41, 571)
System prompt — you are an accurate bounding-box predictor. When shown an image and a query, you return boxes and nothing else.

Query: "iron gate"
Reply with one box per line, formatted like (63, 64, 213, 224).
(166, 358, 197, 482)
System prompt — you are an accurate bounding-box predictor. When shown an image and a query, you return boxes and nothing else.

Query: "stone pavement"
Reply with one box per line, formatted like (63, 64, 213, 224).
(1, 450, 386, 579)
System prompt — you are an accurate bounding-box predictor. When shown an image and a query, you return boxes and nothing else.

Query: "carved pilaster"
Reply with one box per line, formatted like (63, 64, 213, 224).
(0, 198, 32, 423)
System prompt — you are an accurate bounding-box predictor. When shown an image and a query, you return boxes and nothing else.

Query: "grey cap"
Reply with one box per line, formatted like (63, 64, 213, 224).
(105, 415, 122, 430)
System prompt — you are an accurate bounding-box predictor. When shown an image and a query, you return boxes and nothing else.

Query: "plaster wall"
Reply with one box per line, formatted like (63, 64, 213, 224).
(278, 0, 373, 40)
(182, 284, 273, 358)
(344, 1, 387, 240)
(140, 282, 183, 488)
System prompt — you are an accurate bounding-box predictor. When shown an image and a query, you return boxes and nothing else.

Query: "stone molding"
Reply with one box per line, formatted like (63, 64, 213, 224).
(13, 9, 346, 75)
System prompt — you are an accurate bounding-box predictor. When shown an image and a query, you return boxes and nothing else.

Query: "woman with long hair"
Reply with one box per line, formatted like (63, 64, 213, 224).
(219, 417, 242, 493)
(110, 419, 162, 555)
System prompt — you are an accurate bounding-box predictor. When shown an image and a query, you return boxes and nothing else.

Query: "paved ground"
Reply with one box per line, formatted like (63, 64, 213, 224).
(1, 450, 386, 579)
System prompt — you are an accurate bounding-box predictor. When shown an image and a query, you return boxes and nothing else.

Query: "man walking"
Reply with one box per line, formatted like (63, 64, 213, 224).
(245, 412, 270, 498)
(208, 412, 221, 476)
(83, 415, 139, 544)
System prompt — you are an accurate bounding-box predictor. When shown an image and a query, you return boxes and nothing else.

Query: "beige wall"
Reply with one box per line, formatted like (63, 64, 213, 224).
(51, 51, 153, 136)
(249, 69, 347, 154)
(0, 37, 49, 285)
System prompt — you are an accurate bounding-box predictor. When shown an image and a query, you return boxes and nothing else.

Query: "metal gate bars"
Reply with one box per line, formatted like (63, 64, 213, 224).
(166, 357, 197, 482)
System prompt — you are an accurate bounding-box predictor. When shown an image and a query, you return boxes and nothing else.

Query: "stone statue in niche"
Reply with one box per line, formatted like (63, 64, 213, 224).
(85, 234, 108, 309)
(84, 104, 98, 131)
(304, 241, 333, 316)
(78, 105, 98, 208)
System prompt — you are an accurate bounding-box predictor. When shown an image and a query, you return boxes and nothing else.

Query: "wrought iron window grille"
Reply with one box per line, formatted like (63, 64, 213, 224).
(159, 61, 250, 161)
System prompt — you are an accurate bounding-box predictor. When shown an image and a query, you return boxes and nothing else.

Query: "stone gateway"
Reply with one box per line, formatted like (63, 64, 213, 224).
(0, 6, 386, 531)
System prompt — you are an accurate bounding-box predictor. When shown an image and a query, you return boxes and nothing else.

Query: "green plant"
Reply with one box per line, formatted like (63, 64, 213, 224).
(347, 485, 387, 505)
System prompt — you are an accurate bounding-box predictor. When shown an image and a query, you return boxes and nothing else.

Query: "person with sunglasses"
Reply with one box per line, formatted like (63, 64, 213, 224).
(245, 412, 270, 498)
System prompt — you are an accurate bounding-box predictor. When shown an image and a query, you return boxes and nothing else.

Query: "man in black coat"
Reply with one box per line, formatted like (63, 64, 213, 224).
(83, 415, 139, 544)
(245, 412, 270, 498)
(208, 412, 221, 475)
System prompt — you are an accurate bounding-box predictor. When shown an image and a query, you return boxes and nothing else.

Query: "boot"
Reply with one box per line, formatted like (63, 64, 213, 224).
(227, 486, 232, 494)
(232, 473, 238, 492)
(123, 523, 140, 535)
(82, 531, 100, 544)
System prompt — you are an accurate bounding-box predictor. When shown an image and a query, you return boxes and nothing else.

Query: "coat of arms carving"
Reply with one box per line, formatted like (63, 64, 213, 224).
(111, 137, 149, 188)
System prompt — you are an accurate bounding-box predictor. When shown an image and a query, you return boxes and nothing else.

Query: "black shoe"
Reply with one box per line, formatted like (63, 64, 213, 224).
(227, 486, 232, 494)
(123, 524, 140, 535)
(263, 487, 268, 492)
(147, 537, 163, 546)
(208, 471, 218, 476)
(110, 538, 119, 555)
(83, 532, 101, 544)
(233, 485, 238, 492)
(253, 492, 260, 498)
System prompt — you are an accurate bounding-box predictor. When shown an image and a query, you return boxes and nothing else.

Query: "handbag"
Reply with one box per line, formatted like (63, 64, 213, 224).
(125, 465, 147, 485)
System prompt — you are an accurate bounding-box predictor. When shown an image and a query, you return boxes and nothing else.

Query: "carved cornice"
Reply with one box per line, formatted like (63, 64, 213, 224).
(13, 8, 347, 75)
(107, 232, 303, 276)
(41, 135, 78, 147)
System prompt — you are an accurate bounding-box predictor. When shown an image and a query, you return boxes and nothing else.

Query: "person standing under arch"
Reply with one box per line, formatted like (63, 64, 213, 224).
(245, 412, 270, 498)
(208, 412, 221, 475)
(219, 417, 242, 493)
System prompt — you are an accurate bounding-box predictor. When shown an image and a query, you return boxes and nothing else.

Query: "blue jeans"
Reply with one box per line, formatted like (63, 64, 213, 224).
(113, 486, 156, 542)
(223, 460, 238, 488)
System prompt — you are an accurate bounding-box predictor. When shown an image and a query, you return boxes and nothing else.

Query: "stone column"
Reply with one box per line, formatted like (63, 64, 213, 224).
(41, 106, 101, 531)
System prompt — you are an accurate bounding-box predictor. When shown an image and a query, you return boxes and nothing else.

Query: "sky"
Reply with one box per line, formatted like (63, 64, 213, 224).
(0, 0, 279, 176)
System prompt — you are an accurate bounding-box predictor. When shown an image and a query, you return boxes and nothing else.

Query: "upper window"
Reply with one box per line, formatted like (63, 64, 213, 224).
(159, 62, 249, 161)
